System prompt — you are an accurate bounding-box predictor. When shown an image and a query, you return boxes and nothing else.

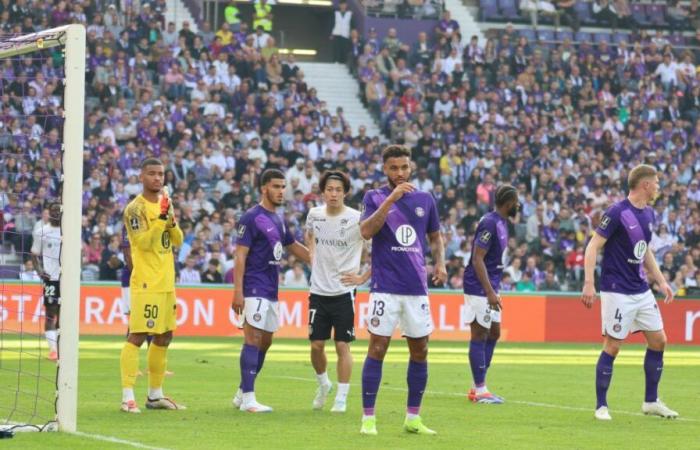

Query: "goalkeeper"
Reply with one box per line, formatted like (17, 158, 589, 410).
(119, 158, 185, 413)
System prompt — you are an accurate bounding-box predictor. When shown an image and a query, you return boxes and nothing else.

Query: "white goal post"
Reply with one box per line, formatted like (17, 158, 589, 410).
(0, 24, 86, 433)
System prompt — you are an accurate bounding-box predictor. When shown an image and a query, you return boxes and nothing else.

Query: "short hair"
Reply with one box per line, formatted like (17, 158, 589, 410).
(141, 158, 163, 169)
(381, 144, 411, 162)
(628, 164, 657, 190)
(260, 168, 285, 190)
(319, 170, 350, 193)
(495, 184, 518, 207)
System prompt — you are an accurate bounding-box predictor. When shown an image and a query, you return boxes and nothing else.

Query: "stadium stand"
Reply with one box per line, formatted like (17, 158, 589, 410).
(0, 0, 699, 297)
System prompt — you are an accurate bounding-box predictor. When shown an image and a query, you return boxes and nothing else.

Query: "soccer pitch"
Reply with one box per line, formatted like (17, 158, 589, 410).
(6, 336, 700, 449)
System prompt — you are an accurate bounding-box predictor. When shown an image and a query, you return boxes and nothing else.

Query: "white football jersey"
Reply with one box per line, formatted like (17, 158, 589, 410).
(31, 224, 61, 281)
(305, 206, 364, 296)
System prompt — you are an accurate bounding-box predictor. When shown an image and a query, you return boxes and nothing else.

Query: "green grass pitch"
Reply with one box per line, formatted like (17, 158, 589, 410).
(3, 336, 699, 449)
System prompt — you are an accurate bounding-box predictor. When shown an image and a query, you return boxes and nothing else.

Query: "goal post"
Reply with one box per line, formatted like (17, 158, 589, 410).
(57, 24, 86, 434)
(0, 24, 85, 433)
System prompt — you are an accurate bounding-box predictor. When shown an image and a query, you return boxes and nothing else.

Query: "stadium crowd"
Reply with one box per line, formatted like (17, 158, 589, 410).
(1, 0, 700, 297)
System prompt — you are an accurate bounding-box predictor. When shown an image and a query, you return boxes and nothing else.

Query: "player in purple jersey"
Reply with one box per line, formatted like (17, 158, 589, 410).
(581, 164, 678, 421)
(463, 185, 520, 405)
(231, 169, 311, 413)
(358, 145, 447, 436)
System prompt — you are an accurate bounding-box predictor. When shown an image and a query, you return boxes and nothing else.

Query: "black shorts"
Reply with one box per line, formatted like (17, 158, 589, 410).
(308, 292, 355, 342)
(43, 280, 61, 307)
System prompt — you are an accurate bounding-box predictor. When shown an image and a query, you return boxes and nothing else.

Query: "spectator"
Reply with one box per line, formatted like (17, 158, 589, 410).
(201, 258, 223, 283)
(592, 0, 619, 29)
(179, 256, 202, 284)
(99, 235, 124, 281)
(554, 0, 580, 31)
(283, 262, 308, 287)
(330, 0, 353, 64)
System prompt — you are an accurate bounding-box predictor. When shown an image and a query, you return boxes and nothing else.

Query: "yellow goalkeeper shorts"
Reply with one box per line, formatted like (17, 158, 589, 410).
(129, 291, 178, 334)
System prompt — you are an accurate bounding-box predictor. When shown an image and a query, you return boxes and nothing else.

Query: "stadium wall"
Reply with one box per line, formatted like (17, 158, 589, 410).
(2, 282, 700, 344)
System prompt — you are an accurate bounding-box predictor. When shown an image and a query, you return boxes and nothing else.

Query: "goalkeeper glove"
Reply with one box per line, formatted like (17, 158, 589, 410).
(159, 188, 170, 221)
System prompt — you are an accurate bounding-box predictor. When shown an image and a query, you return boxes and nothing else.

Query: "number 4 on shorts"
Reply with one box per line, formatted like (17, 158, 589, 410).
(614, 308, 622, 322)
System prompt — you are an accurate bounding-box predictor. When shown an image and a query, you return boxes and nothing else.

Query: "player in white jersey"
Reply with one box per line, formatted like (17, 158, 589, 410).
(31, 203, 62, 361)
(305, 171, 370, 413)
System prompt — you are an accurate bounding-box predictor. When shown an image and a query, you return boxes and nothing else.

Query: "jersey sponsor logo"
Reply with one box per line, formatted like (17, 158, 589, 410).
(415, 207, 425, 217)
(318, 238, 349, 247)
(273, 241, 283, 260)
(395, 224, 417, 247)
(633, 240, 647, 260)
(479, 231, 492, 244)
(599, 215, 611, 230)
(130, 216, 140, 230)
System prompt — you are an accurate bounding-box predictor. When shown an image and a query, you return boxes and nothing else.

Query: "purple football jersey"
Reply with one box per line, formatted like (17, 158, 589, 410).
(463, 211, 509, 296)
(236, 204, 295, 300)
(120, 226, 131, 288)
(596, 199, 655, 294)
(361, 186, 440, 295)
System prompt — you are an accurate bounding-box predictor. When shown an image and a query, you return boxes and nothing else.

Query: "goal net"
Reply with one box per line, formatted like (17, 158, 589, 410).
(0, 25, 84, 433)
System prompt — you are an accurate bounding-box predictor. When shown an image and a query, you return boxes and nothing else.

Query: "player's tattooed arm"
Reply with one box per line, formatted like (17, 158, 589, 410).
(428, 230, 447, 286)
(287, 241, 311, 265)
(360, 183, 415, 239)
(232, 244, 250, 314)
(581, 232, 607, 308)
(643, 247, 674, 304)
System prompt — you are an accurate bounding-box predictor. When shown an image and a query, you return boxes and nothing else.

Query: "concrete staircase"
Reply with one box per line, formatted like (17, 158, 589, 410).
(445, 0, 487, 45)
(297, 62, 382, 137)
(165, 0, 199, 33)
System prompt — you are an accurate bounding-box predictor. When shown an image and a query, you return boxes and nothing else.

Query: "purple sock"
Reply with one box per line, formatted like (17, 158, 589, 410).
(644, 349, 663, 403)
(596, 351, 615, 409)
(469, 340, 486, 387)
(239, 344, 259, 393)
(257, 350, 267, 374)
(485, 339, 497, 371)
(406, 360, 427, 415)
(362, 356, 383, 416)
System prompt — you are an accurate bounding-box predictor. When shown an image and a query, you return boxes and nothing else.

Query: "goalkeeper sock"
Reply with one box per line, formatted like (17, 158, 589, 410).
(644, 349, 663, 403)
(45, 330, 58, 353)
(148, 343, 168, 399)
(120, 342, 140, 399)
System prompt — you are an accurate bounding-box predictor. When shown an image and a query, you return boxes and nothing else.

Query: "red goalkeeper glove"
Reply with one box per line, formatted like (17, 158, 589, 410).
(159, 188, 170, 220)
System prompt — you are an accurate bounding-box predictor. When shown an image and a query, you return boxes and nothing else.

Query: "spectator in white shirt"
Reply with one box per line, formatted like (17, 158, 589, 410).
(179, 256, 202, 284)
(654, 53, 679, 91)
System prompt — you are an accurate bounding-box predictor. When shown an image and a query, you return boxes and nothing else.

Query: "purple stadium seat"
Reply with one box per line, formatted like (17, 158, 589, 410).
(519, 28, 537, 41)
(646, 4, 666, 27)
(556, 30, 574, 42)
(498, 0, 522, 21)
(573, 1, 596, 26)
(668, 34, 685, 47)
(481, 0, 502, 21)
(538, 29, 555, 42)
(631, 3, 650, 27)
(574, 31, 592, 43)
(612, 32, 632, 45)
(594, 32, 612, 44)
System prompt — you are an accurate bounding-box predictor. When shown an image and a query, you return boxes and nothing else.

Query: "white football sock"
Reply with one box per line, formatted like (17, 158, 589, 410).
(148, 387, 164, 399)
(45, 330, 58, 352)
(336, 383, 350, 402)
(122, 388, 135, 403)
(242, 392, 256, 404)
(406, 413, 419, 421)
(475, 385, 488, 395)
(316, 372, 330, 386)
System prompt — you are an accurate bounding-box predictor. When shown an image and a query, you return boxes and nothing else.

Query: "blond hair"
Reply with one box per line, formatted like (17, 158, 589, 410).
(628, 164, 657, 190)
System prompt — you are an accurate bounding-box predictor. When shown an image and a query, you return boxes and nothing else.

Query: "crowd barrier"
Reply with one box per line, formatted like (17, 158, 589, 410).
(2, 282, 700, 344)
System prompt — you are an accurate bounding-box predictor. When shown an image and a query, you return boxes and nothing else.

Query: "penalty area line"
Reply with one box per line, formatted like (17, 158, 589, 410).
(71, 431, 172, 450)
(272, 375, 696, 422)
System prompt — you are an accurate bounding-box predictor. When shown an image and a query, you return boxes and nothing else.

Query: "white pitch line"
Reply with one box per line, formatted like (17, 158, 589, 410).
(273, 375, 697, 422)
(71, 431, 172, 450)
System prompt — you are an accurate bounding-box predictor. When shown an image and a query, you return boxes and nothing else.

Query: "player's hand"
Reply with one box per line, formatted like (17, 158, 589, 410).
(340, 272, 363, 286)
(581, 282, 597, 309)
(387, 182, 415, 203)
(231, 290, 245, 315)
(487, 292, 502, 312)
(159, 189, 170, 218)
(432, 264, 447, 286)
(660, 282, 675, 304)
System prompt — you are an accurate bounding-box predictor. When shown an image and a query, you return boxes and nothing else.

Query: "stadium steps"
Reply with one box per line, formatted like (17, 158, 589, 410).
(297, 62, 382, 137)
(445, 0, 487, 45)
(165, 0, 199, 33)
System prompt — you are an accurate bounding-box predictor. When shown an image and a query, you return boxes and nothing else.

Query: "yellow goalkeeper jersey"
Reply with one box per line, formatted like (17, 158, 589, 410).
(123, 194, 183, 293)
